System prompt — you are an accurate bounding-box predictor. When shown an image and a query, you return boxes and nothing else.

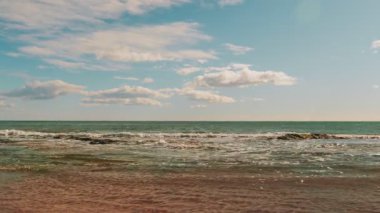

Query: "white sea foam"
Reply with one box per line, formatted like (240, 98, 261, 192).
(1, 129, 380, 141)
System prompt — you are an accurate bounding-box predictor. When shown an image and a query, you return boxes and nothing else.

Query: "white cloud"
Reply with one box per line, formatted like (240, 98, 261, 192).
(372, 84, 379, 89)
(143, 78, 155, 83)
(20, 46, 55, 56)
(1, 78, 239, 106)
(43, 59, 126, 72)
(86, 85, 169, 99)
(224, 43, 253, 55)
(44, 59, 85, 69)
(218, 0, 244, 7)
(0, 100, 13, 109)
(179, 88, 235, 103)
(177, 66, 202, 75)
(83, 85, 169, 106)
(197, 59, 208, 64)
(1, 0, 215, 71)
(191, 104, 207, 108)
(371, 40, 380, 49)
(240, 97, 265, 103)
(124, 0, 190, 15)
(3, 80, 85, 100)
(192, 64, 296, 88)
(18, 22, 215, 69)
(0, 0, 190, 30)
(3, 81, 171, 106)
(114, 76, 139, 81)
(114, 77, 155, 84)
(177, 66, 202, 76)
(82, 97, 162, 106)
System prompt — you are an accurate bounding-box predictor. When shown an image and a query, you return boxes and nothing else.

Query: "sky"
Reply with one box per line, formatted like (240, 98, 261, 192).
(1, 0, 380, 121)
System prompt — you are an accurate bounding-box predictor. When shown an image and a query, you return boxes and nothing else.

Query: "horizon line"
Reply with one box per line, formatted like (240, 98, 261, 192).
(0, 120, 380, 122)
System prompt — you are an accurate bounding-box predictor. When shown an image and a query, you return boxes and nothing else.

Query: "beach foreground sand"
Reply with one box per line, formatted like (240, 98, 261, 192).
(1, 170, 379, 212)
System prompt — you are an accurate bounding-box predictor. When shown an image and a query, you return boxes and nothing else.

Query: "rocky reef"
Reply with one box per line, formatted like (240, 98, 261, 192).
(276, 133, 345, 140)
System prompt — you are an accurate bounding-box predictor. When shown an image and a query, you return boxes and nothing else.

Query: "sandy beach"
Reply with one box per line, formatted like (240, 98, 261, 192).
(1, 169, 380, 212)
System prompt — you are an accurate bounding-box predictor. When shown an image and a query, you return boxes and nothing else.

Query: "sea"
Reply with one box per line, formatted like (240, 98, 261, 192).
(1, 121, 380, 176)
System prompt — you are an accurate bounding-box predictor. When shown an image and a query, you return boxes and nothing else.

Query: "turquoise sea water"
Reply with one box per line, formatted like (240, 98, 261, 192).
(0, 121, 380, 177)
(1, 121, 380, 134)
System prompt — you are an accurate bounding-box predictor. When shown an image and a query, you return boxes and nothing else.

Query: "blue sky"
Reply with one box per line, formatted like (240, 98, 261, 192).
(1, 0, 380, 121)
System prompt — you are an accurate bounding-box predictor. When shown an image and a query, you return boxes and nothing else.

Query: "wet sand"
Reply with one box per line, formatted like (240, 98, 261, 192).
(1, 170, 380, 212)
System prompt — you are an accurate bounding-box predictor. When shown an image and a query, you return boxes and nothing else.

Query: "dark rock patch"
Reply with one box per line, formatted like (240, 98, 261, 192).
(277, 133, 342, 140)
(89, 139, 116, 145)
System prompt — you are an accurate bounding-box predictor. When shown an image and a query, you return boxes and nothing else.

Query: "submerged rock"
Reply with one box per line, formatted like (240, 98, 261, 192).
(74, 136, 94, 141)
(0, 138, 14, 143)
(52, 134, 68, 139)
(277, 133, 306, 140)
(277, 133, 339, 140)
(89, 139, 116, 145)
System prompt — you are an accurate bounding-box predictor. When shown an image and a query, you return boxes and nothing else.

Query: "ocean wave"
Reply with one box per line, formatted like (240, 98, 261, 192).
(1, 129, 380, 144)
(1, 129, 380, 174)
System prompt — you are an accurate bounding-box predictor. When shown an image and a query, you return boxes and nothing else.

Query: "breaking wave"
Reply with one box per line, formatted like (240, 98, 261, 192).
(1, 129, 380, 176)
(1, 129, 380, 144)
